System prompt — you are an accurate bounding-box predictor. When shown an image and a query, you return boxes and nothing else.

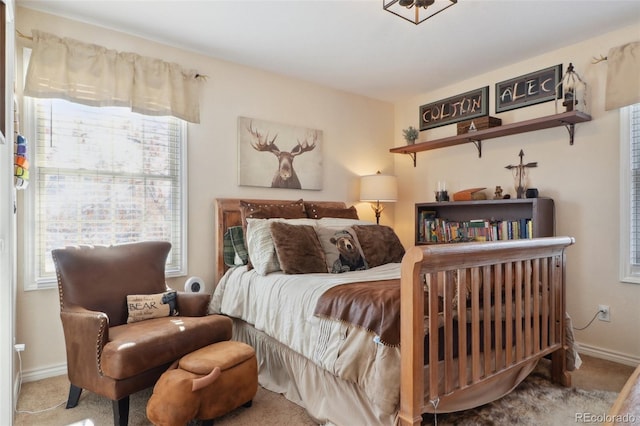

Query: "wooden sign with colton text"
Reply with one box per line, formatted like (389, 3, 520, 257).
(419, 86, 489, 131)
(495, 65, 562, 113)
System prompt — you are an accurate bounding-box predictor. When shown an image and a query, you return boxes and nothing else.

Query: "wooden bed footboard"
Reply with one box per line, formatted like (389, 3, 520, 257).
(398, 236, 575, 426)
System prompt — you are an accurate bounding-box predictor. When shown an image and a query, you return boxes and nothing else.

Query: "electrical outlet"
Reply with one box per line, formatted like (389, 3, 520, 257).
(14, 343, 25, 352)
(597, 305, 610, 322)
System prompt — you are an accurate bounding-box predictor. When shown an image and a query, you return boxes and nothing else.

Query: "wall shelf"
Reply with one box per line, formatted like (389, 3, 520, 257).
(390, 110, 591, 166)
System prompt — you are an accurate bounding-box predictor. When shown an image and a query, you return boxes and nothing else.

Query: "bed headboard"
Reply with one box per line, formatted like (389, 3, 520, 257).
(215, 198, 347, 282)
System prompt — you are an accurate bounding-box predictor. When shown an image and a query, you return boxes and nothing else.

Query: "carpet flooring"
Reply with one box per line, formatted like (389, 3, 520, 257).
(14, 355, 634, 426)
(423, 358, 619, 425)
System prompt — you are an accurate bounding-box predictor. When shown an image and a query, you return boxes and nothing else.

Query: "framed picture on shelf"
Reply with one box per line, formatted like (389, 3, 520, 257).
(419, 86, 489, 131)
(495, 65, 562, 113)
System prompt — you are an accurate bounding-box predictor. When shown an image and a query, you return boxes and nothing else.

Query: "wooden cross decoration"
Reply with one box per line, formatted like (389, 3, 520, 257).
(505, 149, 537, 199)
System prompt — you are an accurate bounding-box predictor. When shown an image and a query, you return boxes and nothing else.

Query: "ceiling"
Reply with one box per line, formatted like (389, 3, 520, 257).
(15, 0, 640, 102)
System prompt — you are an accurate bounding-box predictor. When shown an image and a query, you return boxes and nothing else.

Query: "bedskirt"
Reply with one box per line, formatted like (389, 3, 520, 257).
(231, 318, 398, 426)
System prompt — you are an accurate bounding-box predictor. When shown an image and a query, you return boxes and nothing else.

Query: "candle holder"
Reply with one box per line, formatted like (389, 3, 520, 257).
(435, 190, 449, 202)
(435, 181, 449, 202)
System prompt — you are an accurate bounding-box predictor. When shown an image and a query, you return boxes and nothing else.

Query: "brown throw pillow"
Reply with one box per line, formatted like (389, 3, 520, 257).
(240, 199, 306, 223)
(270, 222, 327, 274)
(304, 203, 359, 219)
(352, 225, 405, 268)
(240, 199, 306, 270)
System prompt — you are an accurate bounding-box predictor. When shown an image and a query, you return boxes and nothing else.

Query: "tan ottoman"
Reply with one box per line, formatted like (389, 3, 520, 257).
(147, 341, 258, 426)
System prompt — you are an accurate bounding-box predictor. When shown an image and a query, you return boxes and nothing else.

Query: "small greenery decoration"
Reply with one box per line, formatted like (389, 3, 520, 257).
(403, 126, 419, 144)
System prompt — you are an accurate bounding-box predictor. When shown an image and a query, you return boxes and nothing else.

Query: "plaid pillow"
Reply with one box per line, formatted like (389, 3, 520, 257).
(223, 226, 248, 266)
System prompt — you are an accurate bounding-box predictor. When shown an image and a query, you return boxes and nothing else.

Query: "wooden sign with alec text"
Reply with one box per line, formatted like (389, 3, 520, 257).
(419, 86, 489, 131)
(495, 65, 562, 113)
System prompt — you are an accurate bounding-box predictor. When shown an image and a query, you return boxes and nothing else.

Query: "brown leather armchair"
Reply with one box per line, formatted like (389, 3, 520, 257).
(52, 241, 233, 426)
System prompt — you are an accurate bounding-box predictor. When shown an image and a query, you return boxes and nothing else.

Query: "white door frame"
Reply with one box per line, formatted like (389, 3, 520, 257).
(1, 1, 16, 423)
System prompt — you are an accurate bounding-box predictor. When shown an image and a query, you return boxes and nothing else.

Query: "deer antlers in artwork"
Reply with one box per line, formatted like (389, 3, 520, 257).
(247, 122, 317, 189)
(247, 122, 280, 153)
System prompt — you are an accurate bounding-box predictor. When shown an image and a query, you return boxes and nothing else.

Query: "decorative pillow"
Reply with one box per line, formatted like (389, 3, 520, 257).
(223, 225, 248, 266)
(240, 199, 307, 270)
(270, 222, 327, 274)
(246, 218, 318, 275)
(304, 203, 359, 219)
(240, 199, 306, 223)
(317, 217, 374, 229)
(352, 225, 405, 268)
(314, 226, 368, 273)
(126, 290, 178, 323)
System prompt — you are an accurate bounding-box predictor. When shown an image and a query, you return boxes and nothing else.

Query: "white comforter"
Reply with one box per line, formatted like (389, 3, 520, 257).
(209, 263, 402, 414)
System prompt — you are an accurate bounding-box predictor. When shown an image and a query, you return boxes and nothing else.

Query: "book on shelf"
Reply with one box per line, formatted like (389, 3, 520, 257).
(418, 210, 437, 242)
(420, 216, 534, 243)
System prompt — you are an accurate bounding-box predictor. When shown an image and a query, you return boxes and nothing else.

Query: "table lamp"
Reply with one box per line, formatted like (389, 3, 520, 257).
(360, 171, 398, 224)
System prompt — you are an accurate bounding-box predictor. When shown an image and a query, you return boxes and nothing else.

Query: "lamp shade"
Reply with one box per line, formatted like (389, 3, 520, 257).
(360, 172, 398, 202)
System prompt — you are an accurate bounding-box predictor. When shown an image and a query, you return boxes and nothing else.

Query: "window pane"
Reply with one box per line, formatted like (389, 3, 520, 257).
(29, 98, 185, 286)
(631, 103, 640, 266)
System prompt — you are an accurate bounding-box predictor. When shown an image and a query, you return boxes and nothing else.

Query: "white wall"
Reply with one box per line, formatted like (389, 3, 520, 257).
(392, 24, 640, 363)
(15, 7, 394, 378)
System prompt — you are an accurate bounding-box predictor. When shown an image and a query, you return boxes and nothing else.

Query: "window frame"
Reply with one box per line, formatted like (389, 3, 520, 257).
(21, 90, 188, 291)
(620, 103, 640, 284)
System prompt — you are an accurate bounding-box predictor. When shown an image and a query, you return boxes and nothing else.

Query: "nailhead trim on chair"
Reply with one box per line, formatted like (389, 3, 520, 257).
(96, 315, 107, 376)
(53, 251, 65, 311)
(53, 249, 108, 377)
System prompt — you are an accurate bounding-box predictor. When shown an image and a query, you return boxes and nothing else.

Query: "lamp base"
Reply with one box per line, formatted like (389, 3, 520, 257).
(370, 202, 384, 225)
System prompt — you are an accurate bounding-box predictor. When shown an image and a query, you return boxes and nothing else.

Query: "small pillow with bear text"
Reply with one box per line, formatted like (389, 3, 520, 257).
(126, 290, 178, 323)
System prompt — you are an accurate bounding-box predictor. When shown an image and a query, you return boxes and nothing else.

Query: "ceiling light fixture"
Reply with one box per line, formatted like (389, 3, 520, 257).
(383, 0, 457, 25)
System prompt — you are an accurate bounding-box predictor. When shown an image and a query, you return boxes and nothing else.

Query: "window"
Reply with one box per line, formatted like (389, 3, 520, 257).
(23, 98, 187, 290)
(621, 103, 640, 284)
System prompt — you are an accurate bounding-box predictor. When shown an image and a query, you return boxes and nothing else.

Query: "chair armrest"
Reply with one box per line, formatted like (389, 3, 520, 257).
(60, 306, 110, 382)
(175, 292, 211, 316)
(60, 305, 109, 341)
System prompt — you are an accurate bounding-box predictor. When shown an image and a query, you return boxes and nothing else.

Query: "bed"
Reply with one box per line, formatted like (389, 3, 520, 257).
(210, 198, 575, 426)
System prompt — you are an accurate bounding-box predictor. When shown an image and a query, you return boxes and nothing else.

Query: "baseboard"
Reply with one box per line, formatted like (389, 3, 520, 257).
(17, 345, 640, 384)
(19, 362, 67, 383)
(577, 341, 640, 367)
(14, 363, 67, 408)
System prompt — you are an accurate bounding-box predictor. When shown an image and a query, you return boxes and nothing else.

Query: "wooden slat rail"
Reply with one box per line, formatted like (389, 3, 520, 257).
(398, 237, 574, 426)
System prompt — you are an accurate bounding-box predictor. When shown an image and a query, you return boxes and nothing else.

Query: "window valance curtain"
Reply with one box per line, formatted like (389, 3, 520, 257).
(605, 41, 640, 111)
(24, 30, 202, 123)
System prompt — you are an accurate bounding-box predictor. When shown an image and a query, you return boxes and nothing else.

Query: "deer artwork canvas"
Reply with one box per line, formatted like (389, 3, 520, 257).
(238, 116, 323, 190)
